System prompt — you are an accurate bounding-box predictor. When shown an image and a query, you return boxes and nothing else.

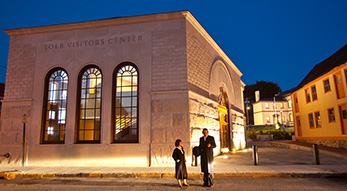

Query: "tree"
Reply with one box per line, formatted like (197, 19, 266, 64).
(244, 81, 282, 102)
(244, 81, 282, 125)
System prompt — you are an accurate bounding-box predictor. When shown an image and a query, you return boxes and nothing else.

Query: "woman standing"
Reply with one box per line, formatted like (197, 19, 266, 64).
(172, 139, 189, 187)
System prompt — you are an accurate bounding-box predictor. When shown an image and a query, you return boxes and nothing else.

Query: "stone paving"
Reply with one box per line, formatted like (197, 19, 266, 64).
(0, 141, 346, 179)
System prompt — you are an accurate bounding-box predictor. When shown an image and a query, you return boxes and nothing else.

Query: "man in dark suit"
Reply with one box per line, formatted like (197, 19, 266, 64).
(199, 128, 216, 187)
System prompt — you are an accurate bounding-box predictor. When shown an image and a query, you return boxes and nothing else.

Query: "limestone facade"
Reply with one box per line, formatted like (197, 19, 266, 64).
(0, 11, 245, 167)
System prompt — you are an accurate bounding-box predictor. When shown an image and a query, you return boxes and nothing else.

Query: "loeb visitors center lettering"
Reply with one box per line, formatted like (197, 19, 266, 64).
(44, 35, 143, 50)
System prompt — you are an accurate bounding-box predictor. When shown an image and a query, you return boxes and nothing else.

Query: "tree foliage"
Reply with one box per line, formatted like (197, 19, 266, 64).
(244, 81, 282, 102)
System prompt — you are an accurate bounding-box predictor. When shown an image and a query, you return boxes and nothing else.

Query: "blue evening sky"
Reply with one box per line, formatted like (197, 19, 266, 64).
(1, 0, 346, 91)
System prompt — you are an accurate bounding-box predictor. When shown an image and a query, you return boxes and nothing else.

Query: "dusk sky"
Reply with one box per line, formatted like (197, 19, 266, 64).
(1, 0, 346, 91)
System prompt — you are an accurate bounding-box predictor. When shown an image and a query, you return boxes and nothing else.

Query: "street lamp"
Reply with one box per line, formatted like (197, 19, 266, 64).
(280, 110, 283, 129)
(273, 97, 277, 126)
(22, 114, 27, 170)
(246, 106, 250, 125)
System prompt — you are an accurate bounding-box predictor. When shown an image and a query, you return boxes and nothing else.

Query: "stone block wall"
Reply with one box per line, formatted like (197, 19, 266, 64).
(0, 38, 36, 166)
(299, 140, 347, 149)
(186, 31, 213, 93)
(150, 92, 190, 166)
(0, 101, 32, 165)
(4, 41, 36, 100)
(186, 24, 244, 111)
(229, 111, 247, 150)
(189, 94, 220, 153)
(152, 28, 188, 92)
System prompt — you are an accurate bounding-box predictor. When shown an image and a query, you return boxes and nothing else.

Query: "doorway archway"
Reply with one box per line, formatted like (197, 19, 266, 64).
(218, 86, 231, 152)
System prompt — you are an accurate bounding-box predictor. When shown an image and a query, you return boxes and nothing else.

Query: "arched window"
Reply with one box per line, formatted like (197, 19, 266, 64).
(113, 63, 139, 143)
(42, 68, 68, 144)
(77, 66, 102, 143)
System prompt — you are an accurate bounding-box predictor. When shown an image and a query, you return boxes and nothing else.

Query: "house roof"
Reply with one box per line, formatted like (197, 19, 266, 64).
(252, 97, 287, 105)
(276, 88, 295, 97)
(294, 43, 347, 92)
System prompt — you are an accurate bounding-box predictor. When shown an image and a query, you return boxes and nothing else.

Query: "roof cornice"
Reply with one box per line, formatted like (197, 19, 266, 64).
(3, 10, 243, 78)
(3, 11, 189, 36)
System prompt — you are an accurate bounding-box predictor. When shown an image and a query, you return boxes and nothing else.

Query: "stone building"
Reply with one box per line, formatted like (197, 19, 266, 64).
(252, 90, 294, 128)
(0, 11, 246, 167)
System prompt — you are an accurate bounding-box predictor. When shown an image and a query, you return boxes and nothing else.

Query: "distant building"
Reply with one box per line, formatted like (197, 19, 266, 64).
(291, 44, 347, 148)
(252, 90, 294, 128)
(0, 11, 246, 167)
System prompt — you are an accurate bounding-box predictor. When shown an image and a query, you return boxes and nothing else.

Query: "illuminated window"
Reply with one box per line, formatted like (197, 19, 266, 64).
(273, 114, 279, 124)
(334, 72, 345, 99)
(49, 110, 55, 120)
(289, 113, 293, 122)
(305, 88, 311, 103)
(266, 117, 270, 123)
(113, 63, 139, 143)
(265, 103, 269, 109)
(308, 113, 314, 128)
(323, 79, 331, 93)
(280, 102, 284, 108)
(311, 85, 318, 101)
(42, 69, 68, 144)
(314, 111, 321, 128)
(47, 127, 54, 135)
(328, 108, 335, 122)
(77, 66, 102, 143)
(288, 99, 292, 108)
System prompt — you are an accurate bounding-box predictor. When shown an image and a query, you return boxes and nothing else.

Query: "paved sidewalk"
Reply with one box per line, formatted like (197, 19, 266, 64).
(1, 141, 346, 179)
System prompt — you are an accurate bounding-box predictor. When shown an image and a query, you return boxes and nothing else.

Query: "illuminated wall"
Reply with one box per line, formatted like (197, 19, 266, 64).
(253, 99, 293, 127)
(0, 11, 245, 167)
(292, 62, 347, 140)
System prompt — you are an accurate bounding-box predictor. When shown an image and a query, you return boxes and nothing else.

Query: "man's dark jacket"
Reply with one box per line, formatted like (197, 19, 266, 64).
(199, 135, 216, 173)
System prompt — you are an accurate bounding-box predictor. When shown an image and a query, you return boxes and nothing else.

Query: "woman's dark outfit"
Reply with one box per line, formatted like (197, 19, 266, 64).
(172, 147, 188, 180)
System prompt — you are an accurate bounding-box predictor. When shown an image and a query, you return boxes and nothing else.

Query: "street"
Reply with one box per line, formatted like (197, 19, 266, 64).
(1, 177, 346, 191)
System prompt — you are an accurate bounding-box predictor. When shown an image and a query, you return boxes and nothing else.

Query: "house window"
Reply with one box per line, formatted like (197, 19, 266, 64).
(280, 102, 284, 108)
(266, 117, 270, 123)
(289, 113, 293, 122)
(308, 113, 314, 128)
(265, 103, 269, 109)
(334, 72, 345, 99)
(294, 94, 299, 112)
(311, 85, 318, 101)
(314, 111, 321, 128)
(77, 66, 102, 143)
(328, 108, 335, 122)
(42, 69, 68, 144)
(323, 79, 331, 93)
(273, 114, 279, 124)
(113, 63, 139, 143)
(288, 99, 292, 108)
(305, 88, 311, 103)
(296, 116, 302, 136)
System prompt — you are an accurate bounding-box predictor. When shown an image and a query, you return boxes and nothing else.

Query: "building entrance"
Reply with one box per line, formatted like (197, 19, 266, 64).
(218, 87, 231, 152)
(339, 104, 347, 134)
(218, 105, 230, 152)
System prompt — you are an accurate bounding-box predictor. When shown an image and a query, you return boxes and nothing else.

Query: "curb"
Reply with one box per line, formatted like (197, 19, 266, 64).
(1, 172, 346, 180)
(269, 142, 347, 160)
